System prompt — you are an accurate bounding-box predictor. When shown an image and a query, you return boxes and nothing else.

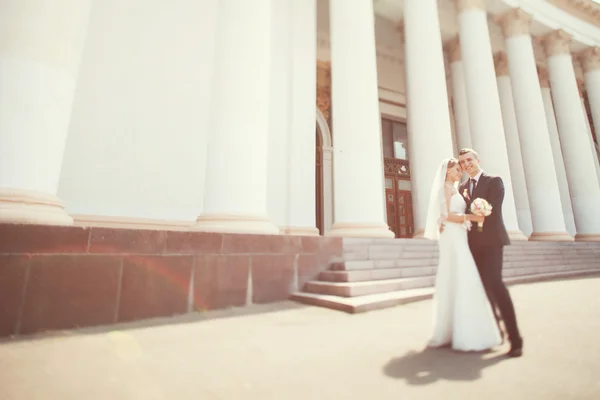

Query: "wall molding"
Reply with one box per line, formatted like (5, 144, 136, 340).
(72, 214, 194, 231)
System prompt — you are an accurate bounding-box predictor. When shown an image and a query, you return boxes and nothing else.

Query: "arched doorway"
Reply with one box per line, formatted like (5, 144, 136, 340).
(316, 107, 333, 235)
(316, 130, 323, 234)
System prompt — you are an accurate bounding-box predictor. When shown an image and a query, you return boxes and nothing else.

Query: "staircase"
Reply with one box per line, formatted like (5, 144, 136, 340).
(291, 238, 600, 313)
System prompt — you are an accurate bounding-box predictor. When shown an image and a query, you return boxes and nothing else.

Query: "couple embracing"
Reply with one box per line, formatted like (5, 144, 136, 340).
(424, 148, 523, 358)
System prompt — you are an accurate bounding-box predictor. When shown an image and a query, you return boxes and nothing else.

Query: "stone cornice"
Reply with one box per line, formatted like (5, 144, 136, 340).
(547, 0, 600, 28)
(502, 0, 600, 48)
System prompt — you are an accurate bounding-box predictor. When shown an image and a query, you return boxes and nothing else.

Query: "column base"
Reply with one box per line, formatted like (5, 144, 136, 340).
(0, 188, 73, 226)
(508, 230, 529, 241)
(326, 222, 394, 238)
(192, 213, 279, 235)
(72, 214, 193, 231)
(280, 226, 320, 236)
(412, 229, 425, 239)
(574, 233, 600, 242)
(529, 231, 574, 242)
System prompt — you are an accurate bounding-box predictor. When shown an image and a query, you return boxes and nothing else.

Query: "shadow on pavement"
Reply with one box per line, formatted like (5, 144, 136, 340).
(383, 347, 506, 384)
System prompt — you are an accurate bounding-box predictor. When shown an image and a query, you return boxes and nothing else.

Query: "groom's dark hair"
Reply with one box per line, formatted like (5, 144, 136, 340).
(458, 148, 479, 159)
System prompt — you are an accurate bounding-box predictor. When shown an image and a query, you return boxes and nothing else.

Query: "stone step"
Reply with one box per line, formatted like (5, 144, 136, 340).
(343, 247, 439, 261)
(331, 257, 437, 271)
(343, 243, 599, 261)
(503, 253, 597, 262)
(291, 287, 434, 314)
(343, 243, 599, 252)
(504, 268, 600, 285)
(331, 255, 598, 273)
(319, 261, 600, 283)
(505, 258, 598, 269)
(319, 265, 437, 282)
(318, 261, 598, 284)
(342, 238, 435, 246)
(343, 238, 600, 250)
(292, 269, 600, 314)
(507, 242, 600, 249)
(339, 252, 598, 265)
(504, 263, 600, 277)
(504, 248, 598, 256)
(303, 276, 435, 297)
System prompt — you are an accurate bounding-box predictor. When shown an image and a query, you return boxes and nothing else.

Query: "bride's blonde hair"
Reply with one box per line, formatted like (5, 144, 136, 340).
(446, 158, 459, 171)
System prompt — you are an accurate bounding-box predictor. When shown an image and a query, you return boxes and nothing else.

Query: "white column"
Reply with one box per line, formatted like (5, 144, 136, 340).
(580, 47, 600, 170)
(446, 38, 472, 150)
(194, 0, 278, 234)
(538, 68, 577, 237)
(575, 69, 600, 185)
(267, 0, 292, 231)
(496, 9, 571, 241)
(404, 0, 455, 237)
(542, 30, 600, 241)
(326, 0, 393, 237)
(0, 1, 92, 225)
(281, 0, 319, 236)
(454, 0, 526, 240)
(493, 52, 533, 237)
(579, 88, 600, 186)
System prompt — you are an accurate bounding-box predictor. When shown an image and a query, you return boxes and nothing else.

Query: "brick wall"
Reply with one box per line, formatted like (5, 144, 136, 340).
(0, 224, 342, 337)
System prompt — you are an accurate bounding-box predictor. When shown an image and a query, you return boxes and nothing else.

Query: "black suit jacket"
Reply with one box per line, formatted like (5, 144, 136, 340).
(460, 171, 511, 249)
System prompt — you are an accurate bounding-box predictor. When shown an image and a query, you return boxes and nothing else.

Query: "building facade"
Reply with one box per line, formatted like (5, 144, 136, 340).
(2, 0, 600, 241)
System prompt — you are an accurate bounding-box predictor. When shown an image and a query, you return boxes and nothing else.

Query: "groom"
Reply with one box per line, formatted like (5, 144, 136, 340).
(458, 148, 523, 358)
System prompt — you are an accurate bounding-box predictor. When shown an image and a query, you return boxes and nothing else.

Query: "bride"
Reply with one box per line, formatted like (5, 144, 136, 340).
(424, 158, 502, 351)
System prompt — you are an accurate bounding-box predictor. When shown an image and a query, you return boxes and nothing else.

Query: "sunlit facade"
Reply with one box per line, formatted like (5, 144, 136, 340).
(2, 0, 600, 242)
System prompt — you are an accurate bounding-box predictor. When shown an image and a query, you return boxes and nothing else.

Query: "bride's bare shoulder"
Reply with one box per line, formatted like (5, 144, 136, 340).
(444, 183, 457, 196)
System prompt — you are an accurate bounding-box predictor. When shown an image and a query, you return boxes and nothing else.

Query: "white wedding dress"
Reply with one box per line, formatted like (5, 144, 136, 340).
(428, 187, 502, 352)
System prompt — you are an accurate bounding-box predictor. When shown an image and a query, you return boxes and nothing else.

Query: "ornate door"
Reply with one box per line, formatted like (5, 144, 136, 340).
(384, 158, 414, 238)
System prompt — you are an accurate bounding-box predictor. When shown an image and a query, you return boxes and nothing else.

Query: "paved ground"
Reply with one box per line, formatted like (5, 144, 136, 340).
(1, 276, 599, 400)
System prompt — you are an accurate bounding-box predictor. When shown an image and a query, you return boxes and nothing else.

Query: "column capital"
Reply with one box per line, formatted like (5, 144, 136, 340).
(578, 46, 600, 73)
(540, 29, 573, 57)
(495, 8, 532, 38)
(453, 0, 485, 12)
(537, 66, 550, 88)
(445, 36, 462, 63)
(494, 51, 509, 76)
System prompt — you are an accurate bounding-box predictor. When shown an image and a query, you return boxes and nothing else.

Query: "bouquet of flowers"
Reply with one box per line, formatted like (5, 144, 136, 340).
(470, 198, 492, 232)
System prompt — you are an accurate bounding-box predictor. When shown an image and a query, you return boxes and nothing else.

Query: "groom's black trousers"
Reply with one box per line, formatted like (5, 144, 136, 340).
(471, 245, 522, 346)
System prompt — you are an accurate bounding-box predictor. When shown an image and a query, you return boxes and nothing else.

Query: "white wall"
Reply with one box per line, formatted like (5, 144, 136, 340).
(58, 0, 217, 221)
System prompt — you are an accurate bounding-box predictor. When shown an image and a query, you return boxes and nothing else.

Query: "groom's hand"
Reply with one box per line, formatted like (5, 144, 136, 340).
(488, 176, 505, 212)
(472, 214, 485, 223)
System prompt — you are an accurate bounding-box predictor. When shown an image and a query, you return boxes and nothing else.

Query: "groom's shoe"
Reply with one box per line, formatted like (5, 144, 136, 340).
(507, 339, 523, 358)
(507, 346, 522, 358)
